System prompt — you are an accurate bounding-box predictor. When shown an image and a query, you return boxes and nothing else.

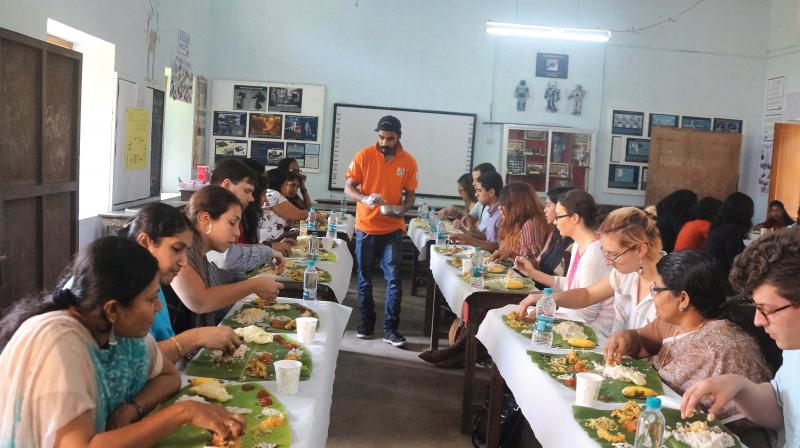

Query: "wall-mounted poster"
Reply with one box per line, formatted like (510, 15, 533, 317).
(648, 113, 679, 136)
(625, 138, 650, 163)
(681, 116, 712, 131)
(535, 53, 569, 79)
(214, 139, 247, 158)
(249, 113, 282, 139)
(713, 118, 743, 134)
(250, 140, 284, 166)
(267, 148, 285, 165)
(269, 87, 303, 113)
(611, 110, 644, 136)
(284, 115, 318, 141)
(213, 111, 247, 137)
(549, 163, 569, 178)
(233, 85, 268, 111)
(608, 164, 640, 190)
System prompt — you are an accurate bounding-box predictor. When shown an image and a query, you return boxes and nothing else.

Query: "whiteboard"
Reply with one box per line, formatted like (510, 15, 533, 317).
(329, 104, 476, 198)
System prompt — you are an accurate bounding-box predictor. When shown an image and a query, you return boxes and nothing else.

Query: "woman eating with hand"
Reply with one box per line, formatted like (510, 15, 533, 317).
(605, 250, 774, 446)
(171, 185, 284, 329)
(490, 182, 550, 261)
(0, 237, 245, 447)
(260, 168, 309, 243)
(128, 203, 242, 363)
(438, 173, 480, 221)
(514, 190, 613, 335)
(517, 207, 663, 333)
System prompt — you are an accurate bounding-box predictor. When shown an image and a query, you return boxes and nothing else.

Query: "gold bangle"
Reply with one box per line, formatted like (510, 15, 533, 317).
(171, 336, 184, 357)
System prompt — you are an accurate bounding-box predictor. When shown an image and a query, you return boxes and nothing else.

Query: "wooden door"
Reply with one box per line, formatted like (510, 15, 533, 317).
(769, 123, 800, 219)
(0, 28, 81, 308)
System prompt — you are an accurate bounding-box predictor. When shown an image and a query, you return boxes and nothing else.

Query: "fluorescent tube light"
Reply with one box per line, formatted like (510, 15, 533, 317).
(485, 21, 611, 42)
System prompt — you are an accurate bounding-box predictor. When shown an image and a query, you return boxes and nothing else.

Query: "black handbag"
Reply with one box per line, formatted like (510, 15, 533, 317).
(472, 384, 525, 447)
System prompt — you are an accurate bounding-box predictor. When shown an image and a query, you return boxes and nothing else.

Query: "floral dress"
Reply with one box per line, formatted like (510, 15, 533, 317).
(259, 189, 289, 242)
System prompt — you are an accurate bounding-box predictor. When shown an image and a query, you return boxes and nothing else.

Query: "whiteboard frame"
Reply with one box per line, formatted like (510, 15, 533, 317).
(328, 103, 477, 199)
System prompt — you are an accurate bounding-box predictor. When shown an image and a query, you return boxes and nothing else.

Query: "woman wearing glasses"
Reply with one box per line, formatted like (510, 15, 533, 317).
(605, 250, 774, 447)
(681, 228, 800, 448)
(517, 207, 662, 332)
(513, 190, 614, 336)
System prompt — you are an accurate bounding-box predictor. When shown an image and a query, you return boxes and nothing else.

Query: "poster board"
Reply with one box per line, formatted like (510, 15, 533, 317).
(646, 127, 742, 205)
(329, 103, 476, 199)
(209, 80, 325, 172)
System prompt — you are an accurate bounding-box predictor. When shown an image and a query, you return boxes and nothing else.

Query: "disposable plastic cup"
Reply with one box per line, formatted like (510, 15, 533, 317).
(295, 317, 318, 345)
(575, 372, 604, 407)
(274, 360, 302, 394)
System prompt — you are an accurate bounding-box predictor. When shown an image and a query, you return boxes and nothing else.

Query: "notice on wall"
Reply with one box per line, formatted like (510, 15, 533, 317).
(766, 76, 785, 112)
(759, 141, 773, 193)
(124, 107, 149, 170)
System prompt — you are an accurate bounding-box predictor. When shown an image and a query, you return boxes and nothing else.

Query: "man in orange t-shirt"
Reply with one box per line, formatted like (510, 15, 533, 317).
(345, 115, 418, 348)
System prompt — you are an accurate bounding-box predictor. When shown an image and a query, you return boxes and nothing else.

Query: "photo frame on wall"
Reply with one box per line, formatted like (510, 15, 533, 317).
(249, 113, 282, 139)
(284, 115, 318, 141)
(233, 85, 268, 111)
(214, 139, 247, 160)
(640, 167, 648, 190)
(549, 163, 569, 178)
(625, 138, 650, 163)
(535, 53, 569, 79)
(250, 140, 284, 166)
(713, 118, 743, 134)
(681, 116, 712, 131)
(268, 87, 303, 113)
(611, 110, 644, 136)
(648, 113, 679, 136)
(212, 111, 247, 137)
(608, 164, 640, 190)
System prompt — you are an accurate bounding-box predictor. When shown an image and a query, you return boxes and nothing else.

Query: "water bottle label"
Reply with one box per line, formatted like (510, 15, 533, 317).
(535, 315, 554, 332)
(437, 231, 446, 240)
(471, 266, 483, 277)
(303, 290, 317, 300)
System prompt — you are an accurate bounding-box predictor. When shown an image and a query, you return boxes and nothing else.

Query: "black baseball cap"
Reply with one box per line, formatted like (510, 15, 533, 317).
(375, 115, 401, 134)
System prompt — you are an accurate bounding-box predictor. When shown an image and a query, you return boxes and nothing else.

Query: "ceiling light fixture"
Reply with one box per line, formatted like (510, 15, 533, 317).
(485, 21, 611, 42)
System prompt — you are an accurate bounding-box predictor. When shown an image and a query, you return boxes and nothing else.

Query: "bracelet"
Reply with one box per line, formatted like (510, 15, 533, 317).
(124, 397, 145, 420)
(171, 336, 185, 358)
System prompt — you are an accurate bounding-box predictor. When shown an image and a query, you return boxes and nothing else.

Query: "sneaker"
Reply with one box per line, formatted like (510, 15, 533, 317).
(356, 324, 374, 339)
(383, 331, 407, 348)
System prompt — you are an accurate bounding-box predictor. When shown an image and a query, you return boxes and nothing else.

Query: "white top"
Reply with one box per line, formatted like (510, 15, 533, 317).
(260, 189, 290, 242)
(552, 240, 614, 337)
(608, 269, 658, 333)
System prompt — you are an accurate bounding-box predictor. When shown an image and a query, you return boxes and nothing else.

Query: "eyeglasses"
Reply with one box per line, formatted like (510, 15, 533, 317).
(554, 213, 573, 221)
(600, 245, 634, 262)
(649, 283, 671, 296)
(754, 302, 798, 321)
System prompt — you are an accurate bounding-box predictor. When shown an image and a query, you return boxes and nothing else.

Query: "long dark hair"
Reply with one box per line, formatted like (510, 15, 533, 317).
(277, 158, 297, 172)
(711, 192, 754, 238)
(767, 200, 793, 226)
(242, 158, 267, 244)
(546, 186, 573, 204)
(128, 203, 194, 244)
(656, 189, 698, 221)
(0, 237, 159, 350)
(266, 168, 289, 192)
(457, 173, 477, 204)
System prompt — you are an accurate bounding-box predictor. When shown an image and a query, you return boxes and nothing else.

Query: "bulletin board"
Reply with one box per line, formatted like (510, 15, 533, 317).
(646, 127, 742, 205)
(209, 80, 325, 172)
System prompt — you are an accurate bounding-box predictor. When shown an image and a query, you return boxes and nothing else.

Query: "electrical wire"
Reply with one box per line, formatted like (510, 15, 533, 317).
(609, 0, 708, 33)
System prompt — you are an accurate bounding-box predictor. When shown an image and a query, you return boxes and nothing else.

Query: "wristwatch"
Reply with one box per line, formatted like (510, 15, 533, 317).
(124, 397, 145, 420)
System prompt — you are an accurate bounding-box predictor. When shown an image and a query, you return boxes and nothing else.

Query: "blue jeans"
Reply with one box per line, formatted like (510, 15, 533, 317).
(355, 230, 403, 333)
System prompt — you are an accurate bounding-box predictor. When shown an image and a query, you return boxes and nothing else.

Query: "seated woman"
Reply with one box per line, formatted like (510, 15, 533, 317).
(518, 207, 664, 332)
(277, 157, 311, 211)
(605, 250, 773, 446)
(438, 173, 480, 221)
(260, 169, 309, 243)
(673, 196, 722, 251)
(128, 203, 242, 363)
(755, 199, 794, 231)
(171, 185, 283, 329)
(681, 228, 800, 446)
(533, 186, 575, 283)
(0, 237, 244, 447)
(655, 189, 697, 253)
(450, 171, 503, 253)
(706, 192, 754, 275)
(514, 190, 614, 336)
(490, 182, 550, 261)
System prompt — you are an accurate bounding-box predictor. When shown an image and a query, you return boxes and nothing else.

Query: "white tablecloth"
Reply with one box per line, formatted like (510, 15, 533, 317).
(335, 213, 355, 240)
(407, 218, 434, 261)
(182, 296, 352, 448)
(314, 238, 353, 303)
(429, 248, 474, 315)
(476, 304, 680, 448)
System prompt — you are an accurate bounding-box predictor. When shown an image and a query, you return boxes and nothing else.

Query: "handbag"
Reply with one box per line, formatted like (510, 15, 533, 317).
(472, 384, 525, 447)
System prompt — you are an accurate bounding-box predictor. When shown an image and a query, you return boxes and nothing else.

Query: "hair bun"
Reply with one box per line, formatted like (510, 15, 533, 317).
(51, 288, 77, 308)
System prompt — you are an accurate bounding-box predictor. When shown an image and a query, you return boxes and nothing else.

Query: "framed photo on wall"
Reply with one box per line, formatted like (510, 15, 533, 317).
(549, 163, 569, 178)
(713, 118, 743, 134)
(625, 138, 650, 163)
(535, 53, 569, 79)
(608, 164, 640, 190)
(214, 139, 247, 159)
(681, 116, 712, 131)
(212, 111, 247, 137)
(233, 85, 268, 111)
(611, 110, 645, 136)
(250, 140, 284, 166)
(648, 113, 679, 136)
(283, 115, 319, 141)
(249, 113, 283, 139)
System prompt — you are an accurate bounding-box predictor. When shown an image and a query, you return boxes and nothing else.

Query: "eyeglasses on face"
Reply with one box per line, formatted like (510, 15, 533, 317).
(648, 283, 671, 297)
(554, 213, 574, 221)
(754, 301, 798, 321)
(599, 245, 634, 262)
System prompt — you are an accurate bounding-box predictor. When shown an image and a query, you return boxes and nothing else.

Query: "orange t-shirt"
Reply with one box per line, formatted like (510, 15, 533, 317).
(345, 143, 418, 235)
(673, 219, 711, 251)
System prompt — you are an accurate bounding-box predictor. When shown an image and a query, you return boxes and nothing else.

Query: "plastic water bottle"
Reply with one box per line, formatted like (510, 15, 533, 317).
(307, 208, 317, 233)
(308, 236, 319, 262)
(435, 221, 448, 246)
(470, 246, 485, 289)
(303, 260, 318, 301)
(418, 199, 429, 220)
(533, 288, 556, 347)
(633, 397, 665, 448)
(326, 213, 337, 239)
(299, 220, 308, 237)
(429, 208, 438, 228)
(340, 197, 348, 217)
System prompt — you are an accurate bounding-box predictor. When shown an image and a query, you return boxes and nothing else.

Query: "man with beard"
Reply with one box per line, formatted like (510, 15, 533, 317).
(345, 116, 418, 348)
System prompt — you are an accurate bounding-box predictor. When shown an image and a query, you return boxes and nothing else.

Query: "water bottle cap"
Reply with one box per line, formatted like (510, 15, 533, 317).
(307, 260, 315, 267)
(309, 207, 316, 212)
(543, 288, 553, 294)
(646, 397, 661, 409)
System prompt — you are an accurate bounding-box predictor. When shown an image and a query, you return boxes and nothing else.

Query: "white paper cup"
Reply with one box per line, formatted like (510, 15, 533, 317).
(274, 359, 302, 394)
(575, 372, 604, 407)
(321, 236, 334, 251)
(461, 258, 473, 276)
(295, 316, 318, 345)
